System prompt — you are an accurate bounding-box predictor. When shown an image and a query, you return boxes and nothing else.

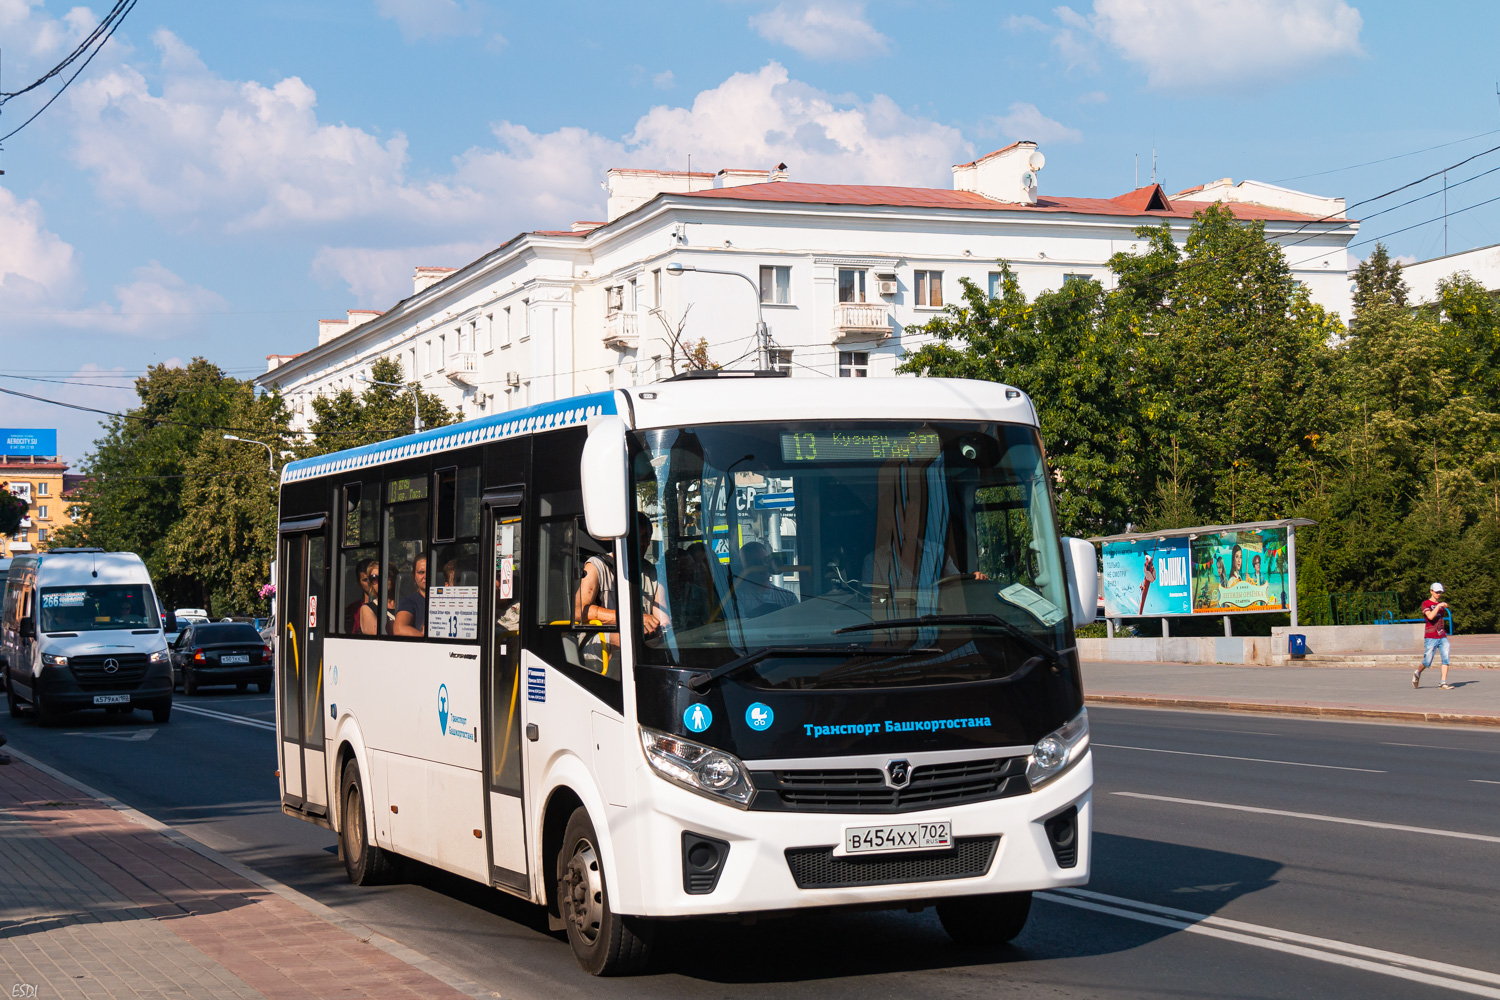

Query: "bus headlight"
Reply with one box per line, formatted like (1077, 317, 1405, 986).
(1026, 708, 1089, 789)
(640, 727, 754, 807)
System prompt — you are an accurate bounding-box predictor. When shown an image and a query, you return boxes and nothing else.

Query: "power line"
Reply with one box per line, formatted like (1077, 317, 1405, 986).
(0, 0, 138, 144)
(1272, 128, 1500, 183)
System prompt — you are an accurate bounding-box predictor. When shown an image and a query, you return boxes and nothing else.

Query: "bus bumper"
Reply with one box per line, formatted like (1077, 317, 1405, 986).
(615, 749, 1092, 917)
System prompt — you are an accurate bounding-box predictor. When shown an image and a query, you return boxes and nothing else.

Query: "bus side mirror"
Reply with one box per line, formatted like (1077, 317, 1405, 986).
(1062, 537, 1097, 630)
(18, 618, 34, 639)
(580, 415, 630, 540)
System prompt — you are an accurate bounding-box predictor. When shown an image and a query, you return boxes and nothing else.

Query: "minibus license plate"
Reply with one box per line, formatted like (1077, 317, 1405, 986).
(221, 654, 250, 664)
(841, 820, 952, 856)
(92, 694, 130, 705)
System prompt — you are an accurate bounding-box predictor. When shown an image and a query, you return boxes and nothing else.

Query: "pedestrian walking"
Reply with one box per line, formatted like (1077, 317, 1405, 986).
(1413, 583, 1453, 690)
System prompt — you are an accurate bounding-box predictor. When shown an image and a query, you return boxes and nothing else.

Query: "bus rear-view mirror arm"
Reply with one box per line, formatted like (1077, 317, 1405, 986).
(1063, 537, 1098, 631)
(581, 415, 631, 540)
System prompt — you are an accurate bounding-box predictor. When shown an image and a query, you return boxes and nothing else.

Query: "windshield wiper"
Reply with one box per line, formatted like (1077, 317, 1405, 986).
(685, 644, 883, 694)
(835, 614, 1061, 666)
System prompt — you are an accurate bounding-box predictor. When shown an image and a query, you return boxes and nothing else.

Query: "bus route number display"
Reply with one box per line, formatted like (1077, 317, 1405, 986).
(781, 430, 941, 463)
(387, 476, 430, 504)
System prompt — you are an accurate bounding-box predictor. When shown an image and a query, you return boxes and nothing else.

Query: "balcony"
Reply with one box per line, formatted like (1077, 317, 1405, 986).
(446, 351, 479, 387)
(603, 311, 639, 350)
(833, 302, 892, 343)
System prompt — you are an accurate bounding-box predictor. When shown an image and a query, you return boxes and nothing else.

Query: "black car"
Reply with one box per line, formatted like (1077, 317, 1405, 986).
(171, 623, 273, 694)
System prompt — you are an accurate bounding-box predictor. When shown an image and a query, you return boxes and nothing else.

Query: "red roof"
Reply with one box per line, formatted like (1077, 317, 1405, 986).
(680, 180, 1336, 222)
(952, 141, 1028, 169)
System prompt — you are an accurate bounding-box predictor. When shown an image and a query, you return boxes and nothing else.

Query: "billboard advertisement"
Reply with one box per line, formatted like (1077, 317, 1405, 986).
(0, 429, 56, 456)
(1190, 527, 1290, 613)
(1102, 538, 1191, 618)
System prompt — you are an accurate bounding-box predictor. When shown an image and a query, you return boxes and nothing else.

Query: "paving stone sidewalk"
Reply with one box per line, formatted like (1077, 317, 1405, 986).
(0, 756, 484, 1000)
(1083, 660, 1500, 726)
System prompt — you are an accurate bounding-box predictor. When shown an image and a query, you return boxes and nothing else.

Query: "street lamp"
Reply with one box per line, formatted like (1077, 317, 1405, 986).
(664, 262, 772, 370)
(359, 373, 423, 433)
(223, 435, 277, 474)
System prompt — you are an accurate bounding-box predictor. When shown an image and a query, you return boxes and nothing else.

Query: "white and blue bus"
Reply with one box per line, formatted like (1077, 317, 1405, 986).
(274, 373, 1097, 975)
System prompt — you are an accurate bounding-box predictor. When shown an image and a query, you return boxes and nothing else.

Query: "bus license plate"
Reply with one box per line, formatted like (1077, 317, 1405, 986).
(221, 654, 250, 664)
(93, 694, 130, 705)
(840, 820, 952, 856)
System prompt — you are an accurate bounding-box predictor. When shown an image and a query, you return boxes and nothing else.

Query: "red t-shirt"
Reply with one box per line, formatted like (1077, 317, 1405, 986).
(1422, 599, 1448, 639)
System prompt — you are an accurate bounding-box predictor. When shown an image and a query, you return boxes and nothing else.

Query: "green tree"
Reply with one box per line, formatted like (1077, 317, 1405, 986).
(303, 356, 456, 455)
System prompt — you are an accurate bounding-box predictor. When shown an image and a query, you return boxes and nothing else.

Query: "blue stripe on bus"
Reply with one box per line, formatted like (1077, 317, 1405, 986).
(280, 390, 619, 484)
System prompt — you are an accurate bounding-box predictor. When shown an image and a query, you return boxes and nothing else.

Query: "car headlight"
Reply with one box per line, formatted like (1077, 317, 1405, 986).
(1026, 708, 1089, 789)
(640, 727, 755, 807)
(41, 652, 68, 667)
(149, 649, 170, 663)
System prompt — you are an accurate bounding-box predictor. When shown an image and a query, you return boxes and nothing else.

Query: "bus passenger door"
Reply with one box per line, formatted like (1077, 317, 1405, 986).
(278, 525, 330, 817)
(483, 493, 529, 892)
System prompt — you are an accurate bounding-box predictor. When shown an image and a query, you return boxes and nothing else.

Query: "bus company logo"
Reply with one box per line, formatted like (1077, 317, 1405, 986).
(438, 684, 449, 735)
(103, 658, 120, 674)
(885, 760, 912, 788)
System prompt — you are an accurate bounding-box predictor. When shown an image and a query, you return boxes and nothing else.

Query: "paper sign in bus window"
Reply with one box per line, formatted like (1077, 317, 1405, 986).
(429, 586, 479, 640)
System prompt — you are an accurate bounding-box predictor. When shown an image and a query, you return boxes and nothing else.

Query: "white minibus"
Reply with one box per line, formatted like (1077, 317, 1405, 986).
(274, 375, 1096, 974)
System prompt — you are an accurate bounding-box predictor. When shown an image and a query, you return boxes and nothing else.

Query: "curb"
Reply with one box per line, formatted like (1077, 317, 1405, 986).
(4, 746, 499, 1000)
(1085, 693, 1500, 728)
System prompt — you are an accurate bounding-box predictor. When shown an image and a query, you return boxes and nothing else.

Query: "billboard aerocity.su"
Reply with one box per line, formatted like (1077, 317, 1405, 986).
(1102, 527, 1291, 618)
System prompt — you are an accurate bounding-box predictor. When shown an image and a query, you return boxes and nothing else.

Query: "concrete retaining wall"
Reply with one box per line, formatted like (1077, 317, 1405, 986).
(1078, 624, 1420, 665)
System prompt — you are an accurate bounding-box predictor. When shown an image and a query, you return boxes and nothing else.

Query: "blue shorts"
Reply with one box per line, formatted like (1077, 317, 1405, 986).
(1423, 636, 1450, 667)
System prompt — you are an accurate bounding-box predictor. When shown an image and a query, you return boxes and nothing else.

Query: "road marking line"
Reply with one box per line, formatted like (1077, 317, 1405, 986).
(1384, 742, 1500, 754)
(1114, 792, 1500, 844)
(1092, 743, 1385, 772)
(1038, 888, 1500, 996)
(1474, 779, 1500, 786)
(173, 703, 275, 731)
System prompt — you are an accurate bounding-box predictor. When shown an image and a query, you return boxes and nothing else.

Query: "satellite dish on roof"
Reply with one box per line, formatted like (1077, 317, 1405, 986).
(1028, 150, 1046, 171)
(1021, 172, 1036, 191)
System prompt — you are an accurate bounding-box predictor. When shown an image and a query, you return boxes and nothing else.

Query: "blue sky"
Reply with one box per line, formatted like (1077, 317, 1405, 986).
(2, 0, 1499, 460)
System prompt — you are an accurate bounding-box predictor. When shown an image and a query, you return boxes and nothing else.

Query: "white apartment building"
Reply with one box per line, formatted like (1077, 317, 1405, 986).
(1400, 241, 1500, 303)
(257, 142, 1356, 429)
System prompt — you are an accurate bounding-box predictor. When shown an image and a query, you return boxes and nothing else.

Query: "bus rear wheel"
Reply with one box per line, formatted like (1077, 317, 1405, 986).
(937, 891, 1032, 946)
(340, 760, 397, 885)
(556, 807, 653, 976)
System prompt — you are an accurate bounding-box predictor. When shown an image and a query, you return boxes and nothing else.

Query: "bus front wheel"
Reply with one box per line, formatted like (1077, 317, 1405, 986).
(556, 807, 653, 976)
(340, 760, 398, 886)
(937, 890, 1032, 946)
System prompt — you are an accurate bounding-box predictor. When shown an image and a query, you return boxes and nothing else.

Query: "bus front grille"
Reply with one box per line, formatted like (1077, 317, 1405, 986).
(68, 653, 150, 689)
(785, 836, 999, 889)
(751, 756, 1030, 813)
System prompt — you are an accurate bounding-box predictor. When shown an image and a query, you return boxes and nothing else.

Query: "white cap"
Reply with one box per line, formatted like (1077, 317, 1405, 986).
(1431, 582, 1445, 593)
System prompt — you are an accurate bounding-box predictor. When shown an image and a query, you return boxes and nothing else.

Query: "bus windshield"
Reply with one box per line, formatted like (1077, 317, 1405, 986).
(632, 421, 1071, 689)
(39, 585, 158, 633)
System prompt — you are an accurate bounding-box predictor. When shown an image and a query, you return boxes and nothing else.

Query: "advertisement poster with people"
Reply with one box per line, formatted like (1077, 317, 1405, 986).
(1101, 538, 1192, 618)
(1190, 528, 1290, 613)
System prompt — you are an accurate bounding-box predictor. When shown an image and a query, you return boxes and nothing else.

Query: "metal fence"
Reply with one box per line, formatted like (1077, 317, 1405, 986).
(1301, 592, 1400, 627)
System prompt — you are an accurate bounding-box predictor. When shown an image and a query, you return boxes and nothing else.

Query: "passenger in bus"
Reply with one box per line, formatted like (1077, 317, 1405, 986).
(575, 514, 666, 637)
(732, 540, 797, 618)
(350, 558, 388, 635)
(392, 553, 428, 636)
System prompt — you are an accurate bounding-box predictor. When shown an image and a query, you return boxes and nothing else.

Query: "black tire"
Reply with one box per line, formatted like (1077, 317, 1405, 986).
(556, 806, 653, 976)
(340, 759, 398, 885)
(151, 704, 171, 724)
(937, 891, 1033, 946)
(33, 690, 60, 728)
(183, 665, 198, 695)
(256, 680, 271, 694)
(7, 683, 21, 719)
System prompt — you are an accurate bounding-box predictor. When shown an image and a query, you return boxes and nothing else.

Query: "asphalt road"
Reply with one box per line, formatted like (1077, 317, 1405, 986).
(5, 691, 1499, 999)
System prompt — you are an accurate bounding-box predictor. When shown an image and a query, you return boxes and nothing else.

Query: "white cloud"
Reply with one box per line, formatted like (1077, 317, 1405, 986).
(0, 186, 79, 306)
(312, 242, 492, 308)
(750, 1, 890, 60)
(1078, 90, 1109, 104)
(653, 70, 675, 91)
(991, 102, 1082, 145)
(1092, 0, 1363, 88)
(54, 262, 228, 337)
(374, 0, 483, 40)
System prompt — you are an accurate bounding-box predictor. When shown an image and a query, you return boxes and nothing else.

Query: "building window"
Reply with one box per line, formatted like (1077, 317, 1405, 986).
(768, 349, 793, 374)
(38, 505, 47, 519)
(838, 269, 866, 303)
(422, 341, 433, 375)
(501, 306, 512, 347)
(39, 528, 47, 543)
(522, 299, 531, 341)
(653, 268, 662, 308)
(37, 482, 48, 496)
(1063, 273, 1090, 285)
(606, 285, 623, 313)
(760, 265, 791, 304)
(481, 314, 493, 353)
(628, 277, 638, 312)
(915, 270, 943, 307)
(438, 333, 447, 369)
(988, 272, 1001, 299)
(838, 351, 869, 378)
(12, 530, 26, 542)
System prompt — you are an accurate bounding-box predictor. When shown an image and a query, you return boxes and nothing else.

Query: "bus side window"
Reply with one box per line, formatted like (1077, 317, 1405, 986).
(340, 483, 379, 635)
(537, 520, 578, 627)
